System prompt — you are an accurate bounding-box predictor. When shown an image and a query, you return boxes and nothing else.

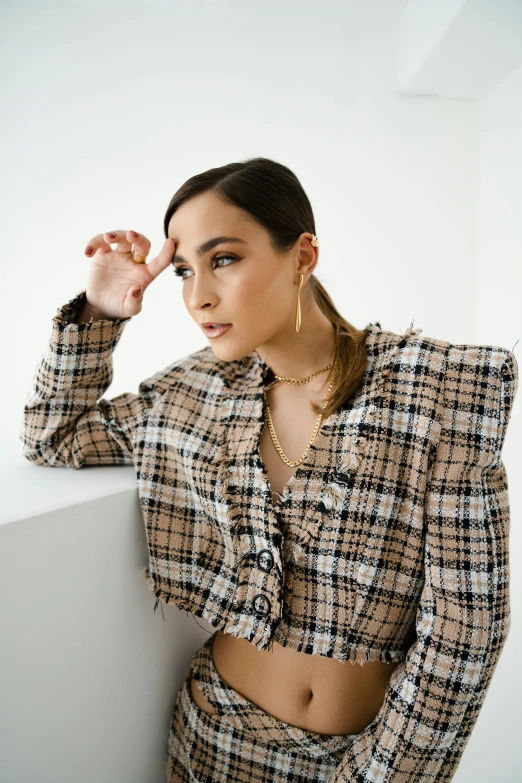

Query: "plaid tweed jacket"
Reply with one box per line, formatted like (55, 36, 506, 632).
(21, 288, 518, 783)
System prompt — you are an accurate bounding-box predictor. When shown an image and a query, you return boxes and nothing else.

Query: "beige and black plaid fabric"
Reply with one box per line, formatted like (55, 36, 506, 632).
(166, 630, 368, 782)
(21, 289, 519, 782)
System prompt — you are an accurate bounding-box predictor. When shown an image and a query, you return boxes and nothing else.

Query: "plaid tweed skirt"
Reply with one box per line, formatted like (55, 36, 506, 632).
(165, 631, 367, 782)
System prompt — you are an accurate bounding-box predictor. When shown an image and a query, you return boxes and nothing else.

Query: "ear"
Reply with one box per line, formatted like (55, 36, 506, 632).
(295, 232, 319, 279)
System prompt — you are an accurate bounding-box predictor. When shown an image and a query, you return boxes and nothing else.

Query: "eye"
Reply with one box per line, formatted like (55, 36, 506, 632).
(173, 254, 238, 281)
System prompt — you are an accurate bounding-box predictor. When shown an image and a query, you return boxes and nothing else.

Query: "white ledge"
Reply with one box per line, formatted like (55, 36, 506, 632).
(0, 439, 213, 782)
(1, 439, 139, 527)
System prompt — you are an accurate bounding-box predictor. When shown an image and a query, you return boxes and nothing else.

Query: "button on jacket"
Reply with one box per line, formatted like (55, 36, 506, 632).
(20, 289, 519, 783)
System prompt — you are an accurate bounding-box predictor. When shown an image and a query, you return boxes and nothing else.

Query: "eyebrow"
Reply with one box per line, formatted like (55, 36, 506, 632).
(170, 236, 248, 265)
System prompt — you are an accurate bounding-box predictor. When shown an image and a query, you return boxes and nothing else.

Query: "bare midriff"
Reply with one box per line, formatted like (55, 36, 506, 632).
(190, 375, 401, 736)
(191, 633, 401, 736)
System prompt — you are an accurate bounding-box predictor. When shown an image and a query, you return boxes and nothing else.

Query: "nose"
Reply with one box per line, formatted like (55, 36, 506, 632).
(188, 274, 217, 312)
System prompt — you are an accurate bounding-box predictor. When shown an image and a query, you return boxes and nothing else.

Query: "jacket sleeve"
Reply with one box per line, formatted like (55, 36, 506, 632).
(20, 289, 166, 469)
(328, 343, 519, 783)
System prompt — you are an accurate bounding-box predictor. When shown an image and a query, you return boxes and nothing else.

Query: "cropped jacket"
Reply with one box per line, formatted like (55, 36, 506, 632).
(20, 289, 519, 783)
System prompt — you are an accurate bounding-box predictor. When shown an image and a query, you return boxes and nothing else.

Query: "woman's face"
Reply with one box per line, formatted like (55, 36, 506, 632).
(167, 191, 305, 362)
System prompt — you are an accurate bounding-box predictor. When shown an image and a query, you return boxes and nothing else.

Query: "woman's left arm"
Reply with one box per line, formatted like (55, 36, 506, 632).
(328, 344, 519, 783)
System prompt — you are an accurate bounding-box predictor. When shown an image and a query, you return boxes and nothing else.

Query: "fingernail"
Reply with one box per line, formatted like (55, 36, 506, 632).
(85, 246, 93, 255)
(131, 231, 139, 237)
(109, 232, 116, 238)
(133, 287, 143, 297)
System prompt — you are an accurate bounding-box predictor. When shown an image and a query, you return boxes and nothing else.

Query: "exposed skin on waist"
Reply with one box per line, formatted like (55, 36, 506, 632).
(191, 633, 400, 735)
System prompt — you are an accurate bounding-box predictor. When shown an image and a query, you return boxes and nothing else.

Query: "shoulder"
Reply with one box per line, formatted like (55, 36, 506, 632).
(372, 323, 517, 390)
(441, 340, 518, 458)
(419, 334, 519, 412)
(379, 326, 518, 459)
(365, 325, 449, 409)
(369, 326, 518, 445)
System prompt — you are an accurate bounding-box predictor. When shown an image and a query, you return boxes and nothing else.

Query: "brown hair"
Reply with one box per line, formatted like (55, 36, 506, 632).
(163, 156, 370, 419)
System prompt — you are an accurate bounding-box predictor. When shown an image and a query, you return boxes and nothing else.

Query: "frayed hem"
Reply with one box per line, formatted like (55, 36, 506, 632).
(339, 646, 405, 666)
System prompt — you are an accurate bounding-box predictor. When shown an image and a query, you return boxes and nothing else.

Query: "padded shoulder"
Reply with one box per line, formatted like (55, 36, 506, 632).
(439, 342, 518, 467)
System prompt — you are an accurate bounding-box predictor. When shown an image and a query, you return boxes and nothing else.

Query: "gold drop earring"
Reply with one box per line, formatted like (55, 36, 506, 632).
(295, 274, 304, 333)
(295, 234, 319, 333)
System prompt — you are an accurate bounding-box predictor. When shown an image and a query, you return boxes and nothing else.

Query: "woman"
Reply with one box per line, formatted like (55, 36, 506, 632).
(21, 157, 518, 783)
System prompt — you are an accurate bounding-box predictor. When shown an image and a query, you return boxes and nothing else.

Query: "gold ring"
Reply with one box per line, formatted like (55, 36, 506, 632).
(131, 248, 148, 264)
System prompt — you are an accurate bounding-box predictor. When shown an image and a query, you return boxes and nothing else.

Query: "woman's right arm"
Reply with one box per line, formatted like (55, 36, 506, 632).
(20, 289, 157, 468)
(19, 229, 176, 468)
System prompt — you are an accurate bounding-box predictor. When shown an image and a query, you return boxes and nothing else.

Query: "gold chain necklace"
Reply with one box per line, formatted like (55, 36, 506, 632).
(264, 362, 335, 467)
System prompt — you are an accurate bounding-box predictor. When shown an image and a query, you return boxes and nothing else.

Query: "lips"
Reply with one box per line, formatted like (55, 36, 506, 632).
(202, 323, 233, 338)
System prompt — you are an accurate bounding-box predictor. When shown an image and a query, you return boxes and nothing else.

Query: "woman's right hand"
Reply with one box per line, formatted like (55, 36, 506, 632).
(81, 230, 176, 320)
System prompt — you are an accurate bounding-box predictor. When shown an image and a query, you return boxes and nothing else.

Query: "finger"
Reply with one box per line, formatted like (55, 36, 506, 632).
(84, 233, 113, 257)
(126, 230, 151, 259)
(84, 230, 150, 258)
(101, 230, 132, 254)
(123, 283, 144, 317)
(146, 238, 176, 280)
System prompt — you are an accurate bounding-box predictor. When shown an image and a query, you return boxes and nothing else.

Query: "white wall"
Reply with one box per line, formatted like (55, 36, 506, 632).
(470, 59, 522, 783)
(477, 61, 522, 351)
(1, 1, 520, 781)
(2, 0, 483, 444)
